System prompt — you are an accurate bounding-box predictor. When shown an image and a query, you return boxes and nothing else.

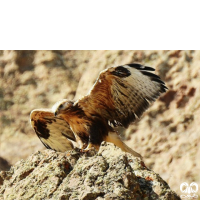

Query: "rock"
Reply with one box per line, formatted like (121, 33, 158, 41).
(0, 142, 180, 200)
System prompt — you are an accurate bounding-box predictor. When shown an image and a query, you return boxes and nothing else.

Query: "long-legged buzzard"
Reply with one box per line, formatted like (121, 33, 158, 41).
(30, 63, 167, 158)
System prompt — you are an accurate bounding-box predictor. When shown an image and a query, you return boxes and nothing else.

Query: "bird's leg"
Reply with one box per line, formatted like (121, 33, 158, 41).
(80, 118, 107, 152)
(72, 132, 87, 150)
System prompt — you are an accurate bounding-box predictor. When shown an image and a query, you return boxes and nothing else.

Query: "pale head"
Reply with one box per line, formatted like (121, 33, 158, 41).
(52, 99, 74, 116)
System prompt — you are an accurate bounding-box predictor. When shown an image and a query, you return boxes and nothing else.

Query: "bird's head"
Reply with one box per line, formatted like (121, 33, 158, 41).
(52, 99, 74, 116)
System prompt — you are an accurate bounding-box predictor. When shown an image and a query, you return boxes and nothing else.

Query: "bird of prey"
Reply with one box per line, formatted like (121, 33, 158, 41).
(30, 63, 167, 158)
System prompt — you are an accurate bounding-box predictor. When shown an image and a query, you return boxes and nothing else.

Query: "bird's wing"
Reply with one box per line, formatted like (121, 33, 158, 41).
(77, 63, 167, 128)
(30, 109, 77, 152)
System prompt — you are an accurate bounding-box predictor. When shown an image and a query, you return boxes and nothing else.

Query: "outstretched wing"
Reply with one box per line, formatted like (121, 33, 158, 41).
(77, 63, 167, 128)
(30, 109, 77, 152)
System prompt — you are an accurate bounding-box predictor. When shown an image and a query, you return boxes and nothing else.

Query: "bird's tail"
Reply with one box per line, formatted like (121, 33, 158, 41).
(104, 131, 142, 159)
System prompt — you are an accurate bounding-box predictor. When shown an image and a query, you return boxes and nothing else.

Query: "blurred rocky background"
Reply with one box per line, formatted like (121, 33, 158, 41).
(0, 50, 199, 197)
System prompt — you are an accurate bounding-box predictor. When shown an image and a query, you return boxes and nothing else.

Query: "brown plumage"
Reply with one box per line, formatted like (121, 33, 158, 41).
(30, 63, 167, 158)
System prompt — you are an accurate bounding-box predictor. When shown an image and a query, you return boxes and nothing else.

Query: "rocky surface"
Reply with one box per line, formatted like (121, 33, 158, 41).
(0, 142, 181, 200)
(0, 50, 200, 197)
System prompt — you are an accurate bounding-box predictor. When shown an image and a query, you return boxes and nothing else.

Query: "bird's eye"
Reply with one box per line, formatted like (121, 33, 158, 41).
(58, 104, 64, 110)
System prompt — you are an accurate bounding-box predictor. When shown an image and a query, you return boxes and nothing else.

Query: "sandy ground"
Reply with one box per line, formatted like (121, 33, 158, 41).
(0, 50, 199, 197)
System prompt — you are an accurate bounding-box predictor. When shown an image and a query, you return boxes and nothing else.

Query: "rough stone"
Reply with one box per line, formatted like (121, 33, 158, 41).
(0, 143, 180, 200)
